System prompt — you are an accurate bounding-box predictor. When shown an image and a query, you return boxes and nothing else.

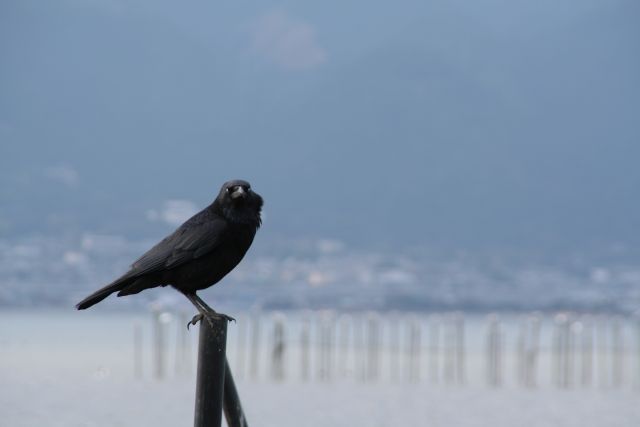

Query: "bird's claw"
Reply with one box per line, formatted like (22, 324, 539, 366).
(187, 312, 236, 329)
(187, 314, 205, 329)
(218, 313, 236, 323)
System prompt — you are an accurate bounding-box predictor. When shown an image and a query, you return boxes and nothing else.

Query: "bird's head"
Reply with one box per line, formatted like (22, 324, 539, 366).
(216, 179, 263, 227)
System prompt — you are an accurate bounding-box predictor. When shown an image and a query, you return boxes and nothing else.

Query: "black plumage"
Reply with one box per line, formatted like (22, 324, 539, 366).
(76, 179, 262, 321)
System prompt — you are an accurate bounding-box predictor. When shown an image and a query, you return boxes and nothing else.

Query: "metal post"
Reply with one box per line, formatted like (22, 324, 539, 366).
(194, 318, 228, 427)
(224, 360, 249, 427)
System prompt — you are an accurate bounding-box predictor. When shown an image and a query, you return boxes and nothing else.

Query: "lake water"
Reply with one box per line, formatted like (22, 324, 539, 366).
(1, 309, 638, 427)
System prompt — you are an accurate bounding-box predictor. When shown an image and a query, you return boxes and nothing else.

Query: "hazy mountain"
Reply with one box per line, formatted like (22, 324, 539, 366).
(2, 0, 639, 252)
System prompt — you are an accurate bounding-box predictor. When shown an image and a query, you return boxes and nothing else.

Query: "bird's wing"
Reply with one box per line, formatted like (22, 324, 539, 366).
(127, 217, 227, 276)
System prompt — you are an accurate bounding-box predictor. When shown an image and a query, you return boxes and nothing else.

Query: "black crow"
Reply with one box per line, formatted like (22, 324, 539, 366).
(76, 179, 263, 325)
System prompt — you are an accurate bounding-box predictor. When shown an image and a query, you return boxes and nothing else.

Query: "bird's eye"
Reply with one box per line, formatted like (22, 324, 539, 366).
(225, 187, 230, 193)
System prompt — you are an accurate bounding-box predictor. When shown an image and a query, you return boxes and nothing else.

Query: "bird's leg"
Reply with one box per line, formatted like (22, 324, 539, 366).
(190, 293, 215, 312)
(184, 292, 235, 329)
(191, 293, 236, 322)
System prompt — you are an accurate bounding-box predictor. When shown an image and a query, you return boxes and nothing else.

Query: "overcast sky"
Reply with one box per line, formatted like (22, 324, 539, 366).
(1, 0, 639, 252)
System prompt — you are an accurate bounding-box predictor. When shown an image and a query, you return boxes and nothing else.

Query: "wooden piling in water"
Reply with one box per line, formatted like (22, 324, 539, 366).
(611, 317, 624, 388)
(429, 315, 440, 384)
(317, 312, 335, 381)
(235, 314, 247, 380)
(249, 313, 261, 381)
(270, 314, 286, 381)
(389, 312, 401, 382)
(525, 314, 541, 388)
(176, 312, 192, 376)
(153, 310, 171, 380)
(443, 314, 455, 385)
(486, 314, 502, 387)
(405, 316, 421, 382)
(455, 313, 465, 385)
(366, 312, 381, 381)
(337, 314, 350, 379)
(597, 316, 608, 388)
(580, 317, 593, 388)
(133, 321, 143, 379)
(301, 316, 311, 381)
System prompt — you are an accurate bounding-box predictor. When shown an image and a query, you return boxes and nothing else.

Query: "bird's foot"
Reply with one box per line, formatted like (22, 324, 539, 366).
(187, 312, 236, 329)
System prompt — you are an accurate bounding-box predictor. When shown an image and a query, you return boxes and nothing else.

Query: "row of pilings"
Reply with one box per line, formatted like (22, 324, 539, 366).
(138, 310, 640, 389)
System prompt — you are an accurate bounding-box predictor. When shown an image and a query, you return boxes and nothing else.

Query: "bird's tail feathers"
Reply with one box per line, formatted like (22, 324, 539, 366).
(75, 277, 130, 310)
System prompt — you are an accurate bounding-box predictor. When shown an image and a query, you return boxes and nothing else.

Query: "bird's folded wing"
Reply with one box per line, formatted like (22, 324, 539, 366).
(127, 218, 226, 276)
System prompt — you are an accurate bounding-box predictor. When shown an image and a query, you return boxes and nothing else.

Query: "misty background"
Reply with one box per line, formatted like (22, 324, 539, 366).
(1, 0, 639, 311)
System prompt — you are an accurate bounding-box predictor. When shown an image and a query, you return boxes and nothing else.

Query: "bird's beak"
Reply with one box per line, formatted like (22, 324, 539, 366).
(230, 187, 246, 200)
